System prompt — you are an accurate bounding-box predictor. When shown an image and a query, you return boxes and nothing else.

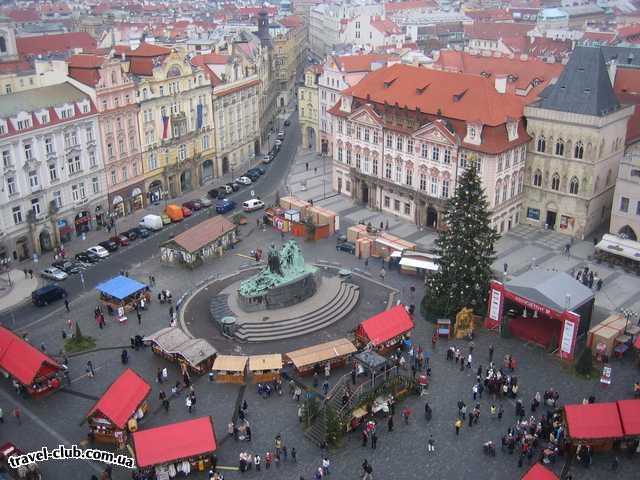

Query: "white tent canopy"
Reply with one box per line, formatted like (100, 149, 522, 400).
(596, 234, 640, 262)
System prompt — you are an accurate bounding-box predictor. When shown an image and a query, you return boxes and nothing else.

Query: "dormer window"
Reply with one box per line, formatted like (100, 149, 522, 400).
(464, 122, 482, 145)
(507, 120, 518, 142)
(40, 113, 49, 124)
(469, 126, 476, 139)
(60, 108, 74, 119)
(17, 118, 31, 130)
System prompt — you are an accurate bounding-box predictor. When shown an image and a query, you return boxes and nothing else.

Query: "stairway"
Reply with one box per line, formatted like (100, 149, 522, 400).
(209, 294, 234, 320)
(234, 282, 360, 342)
(305, 406, 327, 446)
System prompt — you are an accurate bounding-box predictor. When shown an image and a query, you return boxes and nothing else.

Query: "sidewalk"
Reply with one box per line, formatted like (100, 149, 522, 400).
(0, 269, 39, 313)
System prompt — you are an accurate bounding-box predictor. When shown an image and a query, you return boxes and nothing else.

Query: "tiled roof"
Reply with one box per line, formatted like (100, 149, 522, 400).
(582, 31, 617, 44)
(371, 18, 402, 36)
(167, 216, 235, 253)
(336, 54, 395, 73)
(614, 68, 640, 144)
(16, 32, 97, 57)
(279, 15, 304, 29)
(537, 47, 621, 117)
(68, 54, 104, 69)
(128, 42, 171, 57)
(464, 22, 533, 41)
(190, 53, 231, 66)
(5, 8, 40, 22)
(0, 59, 33, 74)
(384, 0, 436, 13)
(617, 23, 640, 39)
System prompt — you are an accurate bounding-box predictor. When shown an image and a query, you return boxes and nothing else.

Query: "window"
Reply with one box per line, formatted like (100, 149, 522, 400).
(555, 139, 564, 156)
(363, 128, 370, 142)
(31, 198, 41, 216)
(122, 166, 128, 181)
(533, 170, 542, 187)
(24, 143, 32, 161)
(5, 84, 11, 94)
(12, 206, 22, 225)
(71, 184, 80, 201)
(396, 136, 403, 151)
(551, 173, 560, 191)
(386, 134, 393, 148)
(356, 125, 361, 140)
(502, 180, 508, 202)
(442, 179, 449, 198)
(337, 120, 343, 134)
(405, 168, 413, 186)
(373, 130, 379, 144)
(419, 173, 427, 191)
(385, 162, 392, 179)
(133, 161, 139, 177)
(394, 199, 400, 212)
(505, 151, 511, 169)
(346, 150, 352, 165)
(6, 176, 16, 195)
(29, 171, 39, 188)
(432, 146, 440, 162)
(431, 177, 438, 196)
(620, 197, 629, 213)
(346, 122, 352, 137)
(130, 134, 137, 150)
(89, 151, 96, 168)
(459, 151, 467, 168)
(363, 153, 370, 173)
(574, 141, 584, 159)
(178, 144, 187, 161)
(345, 180, 351, 192)
(421, 143, 428, 158)
(537, 136, 546, 153)
(497, 156, 503, 172)
(148, 152, 158, 171)
(355, 153, 361, 170)
(444, 149, 451, 165)
(372, 159, 378, 176)
(68, 155, 80, 174)
(110, 170, 116, 185)
(338, 147, 343, 162)
(45, 137, 54, 154)
(475, 157, 482, 173)
(407, 138, 414, 154)
(17, 119, 31, 130)
(569, 177, 579, 195)
(107, 143, 114, 158)
(53, 191, 62, 209)
(510, 176, 516, 198)
(49, 164, 57, 181)
(2, 149, 11, 167)
(118, 139, 125, 156)
(92, 177, 99, 194)
(384, 196, 390, 208)
(519, 174, 524, 194)
(494, 184, 501, 205)
(395, 164, 402, 183)
(404, 203, 411, 215)
(86, 128, 94, 142)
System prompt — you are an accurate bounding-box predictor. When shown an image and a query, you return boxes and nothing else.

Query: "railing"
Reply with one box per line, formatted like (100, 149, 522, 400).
(336, 365, 403, 420)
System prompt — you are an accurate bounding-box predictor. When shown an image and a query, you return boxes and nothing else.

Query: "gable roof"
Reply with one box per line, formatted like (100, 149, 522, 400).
(537, 46, 620, 116)
(190, 53, 231, 66)
(166, 216, 236, 253)
(464, 22, 532, 41)
(128, 42, 171, 57)
(335, 54, 394, 73)
(0, 327, 60, 385)
(16, 32, 96, 57)
(371, 17, 402, 36)
(357, 305, 415, 346)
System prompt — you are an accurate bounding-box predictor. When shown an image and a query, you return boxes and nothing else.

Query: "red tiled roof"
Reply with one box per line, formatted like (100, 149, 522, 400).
(5, 8, 40, 22)
(465, 22, 532, 41)
(336, 54, 395, 73)
(613, 69, 640, 144)
(128, 58, 155, 76)
(614, 68, 640, 95)
(170, 216, 236, 253)
(582, 31, 617, 44)
(68, 54, 104, 68)
(191, 53, 231, 66)
(618, 23, 640, 39)
(0, 59, 33, 74)
(384, 0, 436, 13)
(465, 8, 514, 22)
(128, 42, 171, 57)
(87, 369, 151, 429)
(371, 17, 402, 36)
(16, 32, 97, 57)
(528, 37, 572, 58)
(279, 15, 304, 29)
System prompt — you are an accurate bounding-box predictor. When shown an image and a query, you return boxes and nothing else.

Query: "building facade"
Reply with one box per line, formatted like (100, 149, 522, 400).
(610, 153, 640, 241)
(327, 63, 529, 233)
(522, 47, 634, 239)
(298, 65, 321, 152)
(0, 83, 106, 259)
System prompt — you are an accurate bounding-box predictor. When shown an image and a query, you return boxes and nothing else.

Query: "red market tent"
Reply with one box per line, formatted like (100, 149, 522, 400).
(617, 399, 640, 437)
(0, 326, 60, 386)
(132, 417, 217, 468)
(521, 463, 559, 480)
(87, 369, 151, 429)
(565, 402, 624, 440)
(356, 305, 415, 346)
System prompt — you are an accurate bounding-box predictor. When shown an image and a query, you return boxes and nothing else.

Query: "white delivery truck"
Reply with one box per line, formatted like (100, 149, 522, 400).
(139, 214, 163, 231)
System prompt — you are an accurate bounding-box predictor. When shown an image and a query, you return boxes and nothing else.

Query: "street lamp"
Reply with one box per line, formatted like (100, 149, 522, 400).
(621, 308, 639, 332)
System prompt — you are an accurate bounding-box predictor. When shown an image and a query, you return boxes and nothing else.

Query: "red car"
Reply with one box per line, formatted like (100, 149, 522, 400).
(183, 200, 202, 211)
(181, 206, 193, 217)
(111, 234, 129, 246)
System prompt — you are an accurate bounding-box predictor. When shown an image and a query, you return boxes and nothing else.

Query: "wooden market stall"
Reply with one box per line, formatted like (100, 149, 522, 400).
(96, 275, 151, 315)
(211, 355, 248, 384)
(285, 338, 357, 375)
(249, 354, 283, 383)
(617, 399, 640, 440)
(86, 369, 151, 447)
(143, 327, 217, 375)
(564, 402, 624, 452)
(521, 463, 559, 480)
(0, 326, 62, 398)
(132, 416, 217, 478)
(355, 305, 415, 353)
(0, 443, 42, 479)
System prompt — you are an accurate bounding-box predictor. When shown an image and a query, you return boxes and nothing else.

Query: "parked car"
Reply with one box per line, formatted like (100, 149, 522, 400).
(98, 240, 119, 252)
(182, 206, 193, 217)
(41, 267, 68, 281)
(122, 230, 138, 241)
(165, 204, 184, 222)
(32, 284, 67, 306)
(274, 139, 282, 147)
(208, 188, 221, 199)
(139, 214, 163, 231)
(242, 198, 265, 212)
(161, 213, 172, 225)
(199, 196, 213, 208)
(284, 119, 291, 127)
(244, 171, 260, 182)
(216, 199, 236, 214)
(183, 200, 202, 211)
(87, 245, 110, 258)
(131, 227, 150, 238)
(236, 176, 252, 185)
(111, 234, 129, 246)
(75, 251, 100, 264)
(254, 166, 266, 175)
(262, 155, 273, 164)
(220, 184, 234, 194)
(227, 182, 241, 192)
(336, 242, 356, 254)
(277, 130, 285, 139)
(51, 260, 84, 274)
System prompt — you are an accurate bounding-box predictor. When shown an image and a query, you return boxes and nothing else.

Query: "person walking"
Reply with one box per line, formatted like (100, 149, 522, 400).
(322, 457, 330, 476)
(489, 345, 494, 362)
(13, 407, 21, 425)
(427, 435, 435, 452)
(387, 415, 394, 432)
(371, 432, 378, 449)
(86, 361, 95, 378)
(64, 299, 70, 312)
(186, 394, 193, 413)
(291, 447, 297, 463)
(379, 268, 386, 282)
(137, 309, 142, 325)
(455, 418, 462, 435)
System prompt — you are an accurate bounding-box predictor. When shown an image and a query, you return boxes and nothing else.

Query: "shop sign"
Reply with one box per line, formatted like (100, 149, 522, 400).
(560, 319, 575, 354)
(489, 289, 501, 321)
(526, 208, 540, 221)
(600, 365, 612, 385)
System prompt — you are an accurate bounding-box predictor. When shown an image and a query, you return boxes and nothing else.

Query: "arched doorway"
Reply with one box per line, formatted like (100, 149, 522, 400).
(180, 169, 192, 192)
(148, 180, 163, 204)
(426, 206, 438, 228)
(321, 139, 328, 154)
(202, 160, 213, 184)
(131, 188, 144, 211)
(280, 97, 285, 108)
(222, 156, 230, 175)
(306, 126, 316, 150)
(39, 230, 52, 252)
(361, 182, 369, 204)
(254, 140, 260, 156)
(74, 211, 91, 235)
(112, 195, 125, 217)
(15, 236, 29, 261)
(618, 225, 638, 241)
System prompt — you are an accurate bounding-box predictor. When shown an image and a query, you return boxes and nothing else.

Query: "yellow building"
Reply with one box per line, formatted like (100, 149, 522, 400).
(127, 43, 215, 201)
(298, 65, 321, 152)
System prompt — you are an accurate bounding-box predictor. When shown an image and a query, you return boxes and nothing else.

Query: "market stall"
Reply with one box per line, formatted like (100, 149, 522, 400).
(211, 355, 248, 384)
(398, 251, 439, 276)
(285, 338, 357, 375)
(617, 399, 640, 439)
(564, 402, 624, 451)
(0, 443, 42, 479)
(86, 369, 151, 447)
(96, 276, 151, 315)
(485, 271, 594, 360)
(595, 234, 640, 274)
(0, 326, 62, 398)
(521, 463, 559, 480)
(355, 305, 415, 353)
(160, 216, 237, 268)
(249, 354, 283, 383)
(143, 327, 217, 375)
(132, 416, 217, 479)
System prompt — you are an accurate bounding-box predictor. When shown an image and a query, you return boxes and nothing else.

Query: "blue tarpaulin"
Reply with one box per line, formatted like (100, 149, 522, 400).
(96, 276, 147, 301)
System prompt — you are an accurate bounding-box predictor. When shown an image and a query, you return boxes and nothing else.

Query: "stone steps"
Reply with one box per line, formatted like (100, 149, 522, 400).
(234, 282, 360, 342)
(209, 294, 234, 320)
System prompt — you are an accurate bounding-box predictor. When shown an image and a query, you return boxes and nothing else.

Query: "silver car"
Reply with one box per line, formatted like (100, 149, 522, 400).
(41, 267, 68, 281)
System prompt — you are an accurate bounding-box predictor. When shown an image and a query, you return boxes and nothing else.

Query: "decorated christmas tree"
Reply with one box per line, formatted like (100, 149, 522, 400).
(422, 161, 499, 319)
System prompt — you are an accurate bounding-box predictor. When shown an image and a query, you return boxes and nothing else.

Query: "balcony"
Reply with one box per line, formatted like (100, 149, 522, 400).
(30, 184, 43, 194)
(74, 197, 89, 207)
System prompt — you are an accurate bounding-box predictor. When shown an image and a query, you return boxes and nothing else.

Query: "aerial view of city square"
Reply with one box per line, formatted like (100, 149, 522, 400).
(1, 0, 640, 479)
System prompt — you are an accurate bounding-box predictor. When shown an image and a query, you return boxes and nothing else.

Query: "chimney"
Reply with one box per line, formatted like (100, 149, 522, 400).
(494, 74, 507, 94)
(608, 59, 617, 86)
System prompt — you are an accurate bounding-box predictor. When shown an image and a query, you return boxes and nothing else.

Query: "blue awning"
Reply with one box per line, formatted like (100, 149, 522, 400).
(96, 276, 147, 301)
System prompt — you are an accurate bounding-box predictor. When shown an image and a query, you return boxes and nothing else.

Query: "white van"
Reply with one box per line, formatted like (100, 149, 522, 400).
(242, 199, 265, 212)
(139, 214, 163, 231)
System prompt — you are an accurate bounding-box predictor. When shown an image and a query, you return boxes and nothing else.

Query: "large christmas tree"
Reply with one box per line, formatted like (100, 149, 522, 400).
(422, 163, 499, 319)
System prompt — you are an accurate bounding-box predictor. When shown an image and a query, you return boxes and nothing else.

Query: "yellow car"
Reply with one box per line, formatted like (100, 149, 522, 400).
(161, 213, 172, 225)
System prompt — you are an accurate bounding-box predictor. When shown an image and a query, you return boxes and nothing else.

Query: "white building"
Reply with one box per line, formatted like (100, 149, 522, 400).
(340, 14, 404, 51)
(0, 83, 106, 259)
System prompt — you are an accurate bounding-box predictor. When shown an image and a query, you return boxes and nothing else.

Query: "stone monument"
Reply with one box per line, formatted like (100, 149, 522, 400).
(237, 240, 320, 312)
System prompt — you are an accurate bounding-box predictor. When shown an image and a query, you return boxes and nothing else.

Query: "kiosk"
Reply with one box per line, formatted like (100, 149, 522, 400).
(355, 305, 415, 353)
(96, 276, 151, 314)
(211, 355, 248, 384)
(249, 354, 283, 383)
(285, 338, 356, 375)
(564, 402, 623, 451)
(144, 327, 217, 375)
